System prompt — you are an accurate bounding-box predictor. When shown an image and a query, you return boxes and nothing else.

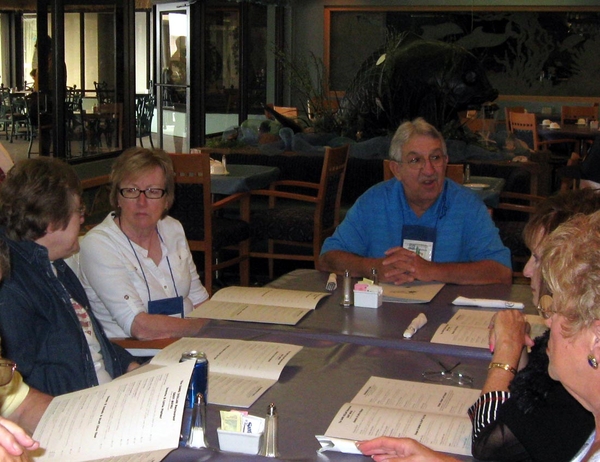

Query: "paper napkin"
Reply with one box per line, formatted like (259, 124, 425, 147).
(452, 296, 524, 309)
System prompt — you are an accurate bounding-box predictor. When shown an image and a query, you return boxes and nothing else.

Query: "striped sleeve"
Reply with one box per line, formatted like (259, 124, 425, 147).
(468, 390, 511, 439)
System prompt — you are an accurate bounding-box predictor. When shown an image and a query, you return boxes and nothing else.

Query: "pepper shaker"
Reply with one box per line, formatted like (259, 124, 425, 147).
(341, 269, 353, 307)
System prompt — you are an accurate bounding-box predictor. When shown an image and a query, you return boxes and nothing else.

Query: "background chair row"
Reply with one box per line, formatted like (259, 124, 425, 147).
(168, 145, 350, 294)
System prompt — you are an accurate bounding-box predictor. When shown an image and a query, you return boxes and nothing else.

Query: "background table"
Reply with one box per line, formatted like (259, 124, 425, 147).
(539, 124, 600, 142)
(207, 269, 534, 360)
(164, 326, 489, 462)
(465, 175, 505, 208)
(211, 164, 280, 195)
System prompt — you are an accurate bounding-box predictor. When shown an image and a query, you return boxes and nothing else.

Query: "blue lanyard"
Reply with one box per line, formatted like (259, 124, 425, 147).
(122, 224, 179, 302)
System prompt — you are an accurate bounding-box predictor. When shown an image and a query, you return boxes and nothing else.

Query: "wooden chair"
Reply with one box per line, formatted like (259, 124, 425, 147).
(504, 106, 525, 132)
(168, 152, 251, 296)
(509, 111, 574, 153)
(561, 104, 599, 126)
(250, 144, 350, 280)
(446, 164, 464, 184)
(79, 174, 111, 234)
(383, 159, 394, 181)
(494, 191, 546, 277)
(459, 110, 495, 133)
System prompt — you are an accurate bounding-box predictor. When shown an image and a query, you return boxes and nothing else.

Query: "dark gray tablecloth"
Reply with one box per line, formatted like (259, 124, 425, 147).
(164, 327, 488, 462)
(211, 165, 280, 195)
(208, 269, 534, 360)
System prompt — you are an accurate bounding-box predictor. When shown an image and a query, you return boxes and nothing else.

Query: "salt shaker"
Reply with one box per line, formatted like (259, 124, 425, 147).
(464, 164, 471, 184)
(186, 393, 208, 449)
(371, 267, 379, 285)
(341, 270, 353, 307)
(259, 403, 279, 457)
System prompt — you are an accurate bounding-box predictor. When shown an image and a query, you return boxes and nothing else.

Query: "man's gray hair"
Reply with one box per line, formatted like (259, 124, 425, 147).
(389, 117, 447, 162)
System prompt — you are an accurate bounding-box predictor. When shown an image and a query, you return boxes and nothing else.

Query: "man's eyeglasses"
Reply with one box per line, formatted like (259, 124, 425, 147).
(119, 188, 166, 199)
(0, 359, 16, 387)
(537, 294, 557, 319)
(400, 153, 447, 170)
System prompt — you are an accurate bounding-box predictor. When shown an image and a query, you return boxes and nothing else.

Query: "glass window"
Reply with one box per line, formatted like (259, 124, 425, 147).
(64, 13, 81, 89)
(135, 11, 151, 94)
(23, 14, 38, 88)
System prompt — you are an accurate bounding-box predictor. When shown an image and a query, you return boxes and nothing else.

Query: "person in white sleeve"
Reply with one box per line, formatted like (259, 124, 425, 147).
(79, 147, 210, 340)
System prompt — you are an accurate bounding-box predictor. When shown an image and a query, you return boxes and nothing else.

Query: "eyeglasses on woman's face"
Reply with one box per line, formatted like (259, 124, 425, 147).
(0, 359, 16, 387)
(119, 187, 166, 199)
(537, 294, 558, 319)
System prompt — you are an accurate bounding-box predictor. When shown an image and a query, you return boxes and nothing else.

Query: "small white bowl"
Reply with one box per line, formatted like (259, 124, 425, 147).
(549, 122, 561, 129)
(542, 119, 552, 126)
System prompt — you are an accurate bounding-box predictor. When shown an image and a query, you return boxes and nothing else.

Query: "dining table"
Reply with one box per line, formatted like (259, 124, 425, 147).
(202, 269, 534, 361)
(539, 123, 600, 156)
(210, 164, 280, 195)
(162, 325, 489, 462)
(463, 175, 505, 208)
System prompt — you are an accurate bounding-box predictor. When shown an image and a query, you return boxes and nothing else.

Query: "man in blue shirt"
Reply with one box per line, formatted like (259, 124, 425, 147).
(318, 118, 512, 285)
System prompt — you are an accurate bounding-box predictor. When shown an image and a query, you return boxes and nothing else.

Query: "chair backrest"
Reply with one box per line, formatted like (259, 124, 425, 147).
(65, 86, 82, 109)
(168, 153, 212, 248)
(383, 159, 394, 181)
(317, 145, 349, 238)
(94, 80, 113, 104)
(135, 94, 156, 136)
(504, 106, 525, 132)
(561, 105, 599, 125)
(446, 164, 464, 184)
(509, 111, 539, 150)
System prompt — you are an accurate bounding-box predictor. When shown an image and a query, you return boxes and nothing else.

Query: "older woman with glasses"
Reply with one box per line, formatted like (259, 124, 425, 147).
(358, 209, 600, 461)
(465, 189, 600, 462)
(0, 158, 139, 399)
(0, 239, 45, 461)
(78, 147, 209, 340)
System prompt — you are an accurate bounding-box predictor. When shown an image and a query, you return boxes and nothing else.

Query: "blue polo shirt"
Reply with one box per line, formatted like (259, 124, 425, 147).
(321, 179, 511, 269)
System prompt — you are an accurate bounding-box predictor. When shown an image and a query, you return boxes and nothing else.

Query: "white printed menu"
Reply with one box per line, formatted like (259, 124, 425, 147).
(431, 309, 548, 348)
(148, 337, 303, 407)
(319, 376, 481, 456)
(33, 361, 194, 461)
(187, 286, 330, 325)
(32, 337, 302, 461)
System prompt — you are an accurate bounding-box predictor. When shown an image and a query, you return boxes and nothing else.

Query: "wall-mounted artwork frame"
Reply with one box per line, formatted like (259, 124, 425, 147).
(325, 6, 600, 97)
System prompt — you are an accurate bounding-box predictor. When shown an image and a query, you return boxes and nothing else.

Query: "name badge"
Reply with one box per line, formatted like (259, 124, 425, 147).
(402, 224, 436, 262)
(148, 295, 184, 318)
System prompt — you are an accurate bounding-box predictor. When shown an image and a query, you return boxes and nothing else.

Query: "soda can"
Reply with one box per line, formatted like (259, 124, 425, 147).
(180, 351, 208, 409)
